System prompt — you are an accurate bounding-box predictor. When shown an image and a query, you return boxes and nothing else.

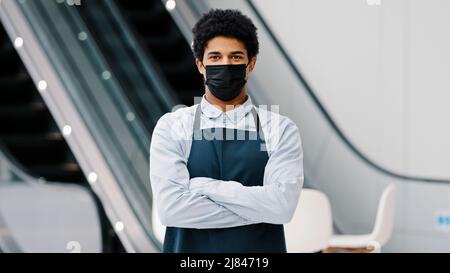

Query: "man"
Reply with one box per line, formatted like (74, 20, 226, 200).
(150, 9, 304, 253)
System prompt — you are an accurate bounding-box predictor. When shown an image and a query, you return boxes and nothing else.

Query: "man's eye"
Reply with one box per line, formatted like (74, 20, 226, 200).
(232, 55, 242, 60)
(210, 56, 220, 60)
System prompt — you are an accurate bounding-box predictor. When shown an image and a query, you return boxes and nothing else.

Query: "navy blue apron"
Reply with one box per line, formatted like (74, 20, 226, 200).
(162, 105, 287, 253)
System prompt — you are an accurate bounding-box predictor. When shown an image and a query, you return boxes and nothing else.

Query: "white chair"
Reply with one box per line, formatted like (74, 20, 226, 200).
(285, 189, 333, 252)
(152, 197, 165, 245)
(328, 184, 396, 252)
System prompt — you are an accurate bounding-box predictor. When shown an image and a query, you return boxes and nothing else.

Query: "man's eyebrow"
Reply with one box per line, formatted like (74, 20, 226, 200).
(206, 51, 245, 55)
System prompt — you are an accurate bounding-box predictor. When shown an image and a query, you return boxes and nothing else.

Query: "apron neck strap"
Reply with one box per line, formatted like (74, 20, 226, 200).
(193, 104, 202, 130)
(193, 104, 265, 140)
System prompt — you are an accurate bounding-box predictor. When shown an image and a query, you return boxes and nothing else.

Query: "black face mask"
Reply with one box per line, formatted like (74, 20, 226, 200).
(204, 63, 248, 101)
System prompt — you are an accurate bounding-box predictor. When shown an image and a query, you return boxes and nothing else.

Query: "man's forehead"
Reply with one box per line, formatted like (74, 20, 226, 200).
(204, 36, 247, 54)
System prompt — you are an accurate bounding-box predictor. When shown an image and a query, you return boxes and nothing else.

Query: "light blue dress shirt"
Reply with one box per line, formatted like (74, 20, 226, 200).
(149, 95, 304, 229)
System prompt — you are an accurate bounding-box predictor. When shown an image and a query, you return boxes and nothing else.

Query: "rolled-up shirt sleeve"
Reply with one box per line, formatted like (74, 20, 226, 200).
(150, 112, 258, 229)
(189, 118, 304, 225)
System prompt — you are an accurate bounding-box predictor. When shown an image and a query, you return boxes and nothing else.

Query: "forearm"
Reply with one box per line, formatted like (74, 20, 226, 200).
(151, 175, 259, 229)
(189, 177, 302, 224)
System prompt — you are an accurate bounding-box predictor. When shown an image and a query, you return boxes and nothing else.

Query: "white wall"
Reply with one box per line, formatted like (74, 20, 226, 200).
(254, 0, 450, 179)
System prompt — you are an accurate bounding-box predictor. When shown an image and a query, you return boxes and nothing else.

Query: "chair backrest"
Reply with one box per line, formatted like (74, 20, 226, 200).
(152, 197, 165, 245)
(370, 184, 396, 246)
(285, 189, 333, 252)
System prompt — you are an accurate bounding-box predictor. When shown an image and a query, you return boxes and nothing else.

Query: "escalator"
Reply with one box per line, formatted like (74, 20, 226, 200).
(0, 0, 167, 252)
(112, 0, 203, 107)
(0, 25, 83, 182)
(0, 24, 124, 253)
(0, 0, 204, 253)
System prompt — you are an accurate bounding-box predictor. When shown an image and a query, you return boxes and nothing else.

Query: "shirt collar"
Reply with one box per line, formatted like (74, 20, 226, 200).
(200, 95, 254, 124)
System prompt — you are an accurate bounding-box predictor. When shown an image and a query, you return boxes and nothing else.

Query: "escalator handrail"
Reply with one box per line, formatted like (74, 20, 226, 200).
(0, 141, 42, 183)
(102, 0, 179, 111)
(246, 0, 450, 184)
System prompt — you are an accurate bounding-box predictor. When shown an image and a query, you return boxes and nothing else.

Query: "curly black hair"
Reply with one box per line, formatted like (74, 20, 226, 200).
(192, 9, 259, 61)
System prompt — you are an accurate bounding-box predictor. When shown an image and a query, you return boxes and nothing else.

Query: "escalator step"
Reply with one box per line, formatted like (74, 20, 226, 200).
(0, 132, 68, 164)
(0, 102, 51, 134)
(116, 0, 159, 10)
(0, 27, 7, 40)
(27, 162, 85, 183)
(144, 44, 184, 59)
(0, 88, 36, 105)
(0, 76, 36, 105)
(0, 101, 46, 111)
(123, 9, 173, 36)
(121, 6, 166, 25)
(0, 70, 33, 83)
(0, 71, 34, 88)
(160, 58, 199, 76)
(0, 41, 14, 56)
(141, 28, 183, 48)
(0, 42, 24, 75)
(0, 55, 22, 74)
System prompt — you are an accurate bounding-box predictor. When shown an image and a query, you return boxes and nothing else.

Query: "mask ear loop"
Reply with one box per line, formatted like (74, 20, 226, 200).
(201, 62, 209, 87)
(246, 56, 255, 67)
(244, 61, 251, 81)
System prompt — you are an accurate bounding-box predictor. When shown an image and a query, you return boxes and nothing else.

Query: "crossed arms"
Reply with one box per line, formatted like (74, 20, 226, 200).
(149, 112, 304, 229)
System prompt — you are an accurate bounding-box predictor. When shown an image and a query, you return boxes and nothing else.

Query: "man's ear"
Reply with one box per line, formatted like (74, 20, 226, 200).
(195, 58, 205, 75)
(247, 56, 257, 75)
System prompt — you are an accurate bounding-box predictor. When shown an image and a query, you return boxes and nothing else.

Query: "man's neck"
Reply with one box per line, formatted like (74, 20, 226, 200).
(205, 89, 248, 112)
